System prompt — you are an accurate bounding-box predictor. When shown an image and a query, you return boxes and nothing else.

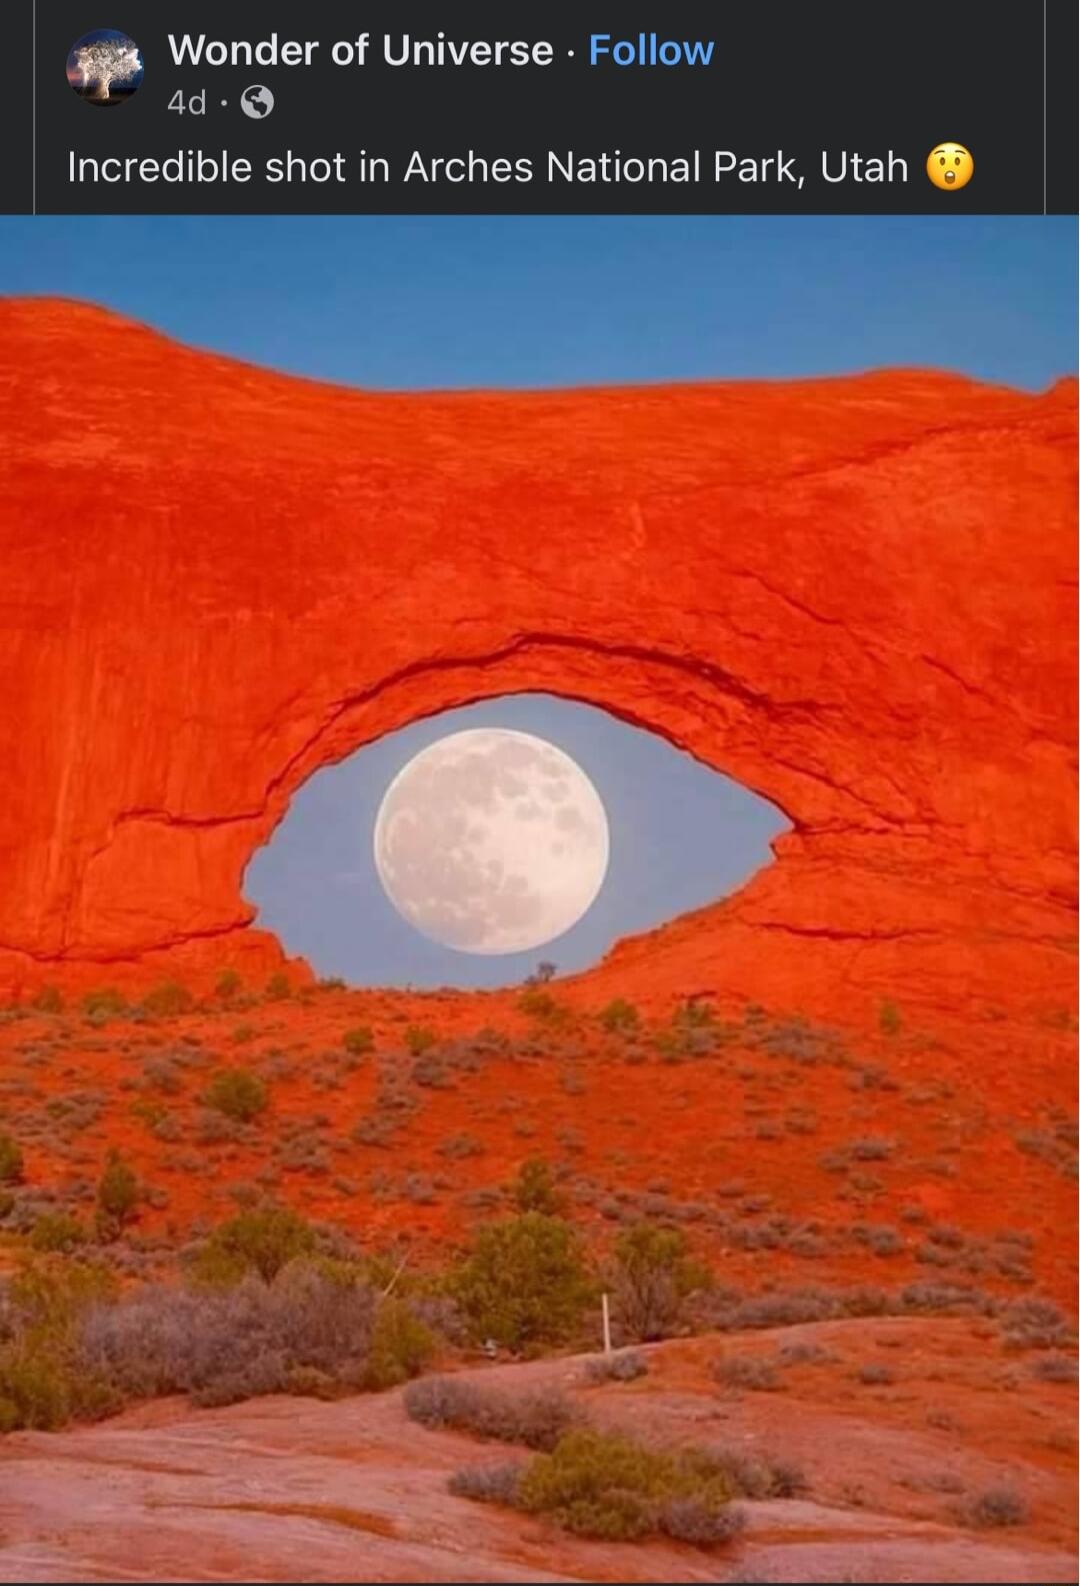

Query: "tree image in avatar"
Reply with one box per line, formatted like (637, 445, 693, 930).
(68, 31, 143, 104)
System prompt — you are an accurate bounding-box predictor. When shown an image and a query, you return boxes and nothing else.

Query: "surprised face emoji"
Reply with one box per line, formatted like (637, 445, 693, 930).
(927, 142, 974, 191)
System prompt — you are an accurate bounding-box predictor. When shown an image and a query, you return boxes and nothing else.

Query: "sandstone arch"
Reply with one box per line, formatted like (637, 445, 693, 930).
(0, 299, 1074, 1027)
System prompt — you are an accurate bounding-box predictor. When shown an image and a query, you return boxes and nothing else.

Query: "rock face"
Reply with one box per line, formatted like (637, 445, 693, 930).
(0, 299, 1075, 1022)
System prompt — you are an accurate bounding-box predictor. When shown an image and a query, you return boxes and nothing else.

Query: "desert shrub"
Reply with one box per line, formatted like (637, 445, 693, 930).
(82, 986, 127, 1019)
(404, 1376, 577, 1450)
(449, 1461, 525, 1505)
(404, 1024, 436, 1056)
(517, 988, 571, 1027)
(31, 985, 64, 1014)
(192, 1205, 317, 1285)
(704, 1445, 806, 1499)
(610, 1222, 707, 1342)
(777, 1340, 831, 1366)
(412, 1054, 451, 1089)
(362, 1297, 436, 1390)
(526, 961, 557, 985)
(516, 1428, 740, 1544)
(0, 1132, 24, 1185)
(29, 1212, 87, 1254)
(95, 1149, 139, 1238)
(342, 1026, 374, 1055)
(715, 1354, 782, 1392)
(857, 1362, 895, 1386)
(264, 972, 291, 1001)
(451, 1213, 592, 1351)
(0, 1345, 84, 1432)
(849, 1136, 895, 1162)
(963, 1485, 1029, 1528)
(584, 1350, 648, 1384)
(599, 998, 640, 1036)
(204, 1067, 268, 1123)
(215, 970, 242, 1000)
(998, 1295, 1071, 1350)
(672, 998, 715, 1030)
(142, 981, 195, 1017)
(0, 1259, 118, 1432)
(1031, 1352, 1077, 1383)
(438, 1131, 484, 1161)
(660, 1495, 747, 1544)
(76, 1261, 377, 1406)
(511, 1158, 564, 1216)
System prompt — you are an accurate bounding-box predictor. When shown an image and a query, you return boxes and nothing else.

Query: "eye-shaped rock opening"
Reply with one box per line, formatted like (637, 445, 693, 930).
(245, 692, 789, 989)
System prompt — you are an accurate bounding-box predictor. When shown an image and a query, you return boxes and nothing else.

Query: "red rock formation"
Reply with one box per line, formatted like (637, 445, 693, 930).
(0, 299, 1075, 1025)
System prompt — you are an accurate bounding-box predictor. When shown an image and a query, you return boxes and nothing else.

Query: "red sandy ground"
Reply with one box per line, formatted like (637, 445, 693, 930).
(2, 985, 1075, 1305)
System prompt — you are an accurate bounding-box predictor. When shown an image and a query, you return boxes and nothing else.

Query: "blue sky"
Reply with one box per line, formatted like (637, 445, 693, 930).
(1, 217, 1072, 985)
(0, 216, 1073, 391)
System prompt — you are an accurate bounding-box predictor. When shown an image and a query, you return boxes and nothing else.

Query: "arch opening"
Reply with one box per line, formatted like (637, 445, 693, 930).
(245, 692, 788, 989)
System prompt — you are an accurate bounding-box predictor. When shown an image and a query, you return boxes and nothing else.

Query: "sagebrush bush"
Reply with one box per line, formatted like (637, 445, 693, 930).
(703, 1445, 806, 1499)
(660, 1495, 747, 1544)
(715, 1354, 783, 1391)
(76, 1261, 378, 1406)
(342, 1026, 374, 1056)
(451, 1213, 592, 1351)
(448, 1461, 524, 1506)
(204, 1068, 268, 1123)
(584, 1350, 648, 1384)
(964, 1485, 1029, 1528)
(404, 1375, 577, 1450)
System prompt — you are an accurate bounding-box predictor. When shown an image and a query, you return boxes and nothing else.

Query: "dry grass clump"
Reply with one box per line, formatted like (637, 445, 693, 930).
(583, 1349, 648, 1384)
(404, 1376, 577, 1450)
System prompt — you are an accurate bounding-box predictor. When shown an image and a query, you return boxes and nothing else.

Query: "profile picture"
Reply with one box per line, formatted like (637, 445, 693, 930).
(66, 28, 144, 106)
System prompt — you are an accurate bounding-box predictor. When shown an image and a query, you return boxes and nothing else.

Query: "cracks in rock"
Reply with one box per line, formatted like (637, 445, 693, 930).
(92, 629, 824, 849)
(0, 915, 255, 966)
(747, 922, 944, 942)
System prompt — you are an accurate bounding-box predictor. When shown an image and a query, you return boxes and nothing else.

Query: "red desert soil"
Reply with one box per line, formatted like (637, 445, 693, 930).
(1, 1321, 1075, 1583)
(0, 987, 1076, 1304)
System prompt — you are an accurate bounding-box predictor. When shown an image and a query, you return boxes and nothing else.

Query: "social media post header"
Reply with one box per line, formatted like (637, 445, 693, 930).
(3, 2, 1076, 214)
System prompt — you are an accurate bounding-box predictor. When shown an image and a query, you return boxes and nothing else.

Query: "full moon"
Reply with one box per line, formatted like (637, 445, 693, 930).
(373, 729, 610, 954)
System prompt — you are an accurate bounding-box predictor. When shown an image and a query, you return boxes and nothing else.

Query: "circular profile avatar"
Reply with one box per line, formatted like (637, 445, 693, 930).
(67, 28, 144, 106)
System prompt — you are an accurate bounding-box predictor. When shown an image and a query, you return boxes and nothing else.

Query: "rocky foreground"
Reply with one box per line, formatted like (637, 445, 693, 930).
(1, 1315, 1074, 1584)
